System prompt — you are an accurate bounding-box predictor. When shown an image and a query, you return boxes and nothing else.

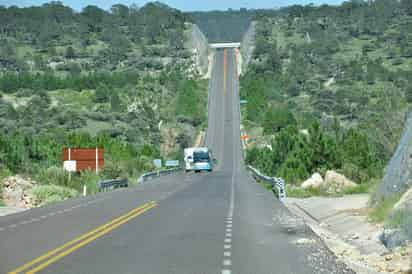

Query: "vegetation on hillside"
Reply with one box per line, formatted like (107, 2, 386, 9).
(242, 0, 412, 188)
(0, 2, 207, 201)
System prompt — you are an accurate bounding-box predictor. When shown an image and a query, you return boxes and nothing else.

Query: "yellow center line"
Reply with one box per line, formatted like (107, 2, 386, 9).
(9, 201, 157, 274)
(27, 203, 157, 274)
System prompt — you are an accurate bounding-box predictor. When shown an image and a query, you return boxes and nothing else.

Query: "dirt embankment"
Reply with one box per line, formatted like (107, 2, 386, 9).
(240, 21, 256, 75)
(186, 23, 209, 77)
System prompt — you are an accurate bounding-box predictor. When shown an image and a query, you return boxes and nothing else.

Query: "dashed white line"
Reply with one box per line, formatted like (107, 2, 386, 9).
(223, 259, 232, 266)
(222, 270, 231, 274)
(224, 244, 231, 249)
(224, 251, 231, 257)
(0, 198, 107, 231)
(226, 224, 232, 228)
(226, 228, 232, 232)
(224, 238, 232, 243)
(226, 233, 232, 237)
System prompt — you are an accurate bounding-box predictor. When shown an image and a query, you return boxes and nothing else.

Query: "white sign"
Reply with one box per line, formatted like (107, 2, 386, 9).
(63, 160, 77, 172)
(153, 159, 162, 168)
(165, 160, 179, 167)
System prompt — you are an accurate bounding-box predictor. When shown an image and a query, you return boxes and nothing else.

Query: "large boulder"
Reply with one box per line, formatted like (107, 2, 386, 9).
(324, 170, 357, 188)
(375, 112, 412, 200)
(301, 173, 323, 189)
(380, 228, 408, 249)
(321, 170, 357, 194)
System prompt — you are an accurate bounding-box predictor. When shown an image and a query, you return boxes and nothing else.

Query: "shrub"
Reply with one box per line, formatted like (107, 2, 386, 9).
(369, 194, 402, 223)
(30, 185, 78, 206)
(286, 185, 322, 198)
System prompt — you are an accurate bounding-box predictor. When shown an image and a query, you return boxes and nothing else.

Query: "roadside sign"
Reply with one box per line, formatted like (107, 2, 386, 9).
(62, 148, 104, 173)
(241, 134, 249, 140)
(153, 159, 162, 168)
(63, 160, 77, 172)
(240, 100, 248, 105)
(165, 160, 179, 167)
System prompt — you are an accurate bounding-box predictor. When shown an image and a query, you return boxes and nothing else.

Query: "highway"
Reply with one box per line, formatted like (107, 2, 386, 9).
(0, 49, 353, 274)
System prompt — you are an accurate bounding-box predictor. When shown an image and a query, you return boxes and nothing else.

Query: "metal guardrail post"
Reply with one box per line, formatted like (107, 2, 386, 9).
(247, 165, 286, 201)
(99, 178, 129, 192)
(138, 168, 183, 184)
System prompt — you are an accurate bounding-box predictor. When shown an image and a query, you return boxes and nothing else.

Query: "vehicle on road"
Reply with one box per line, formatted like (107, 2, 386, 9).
(184, 148, 196, 172)
(193, 147, 213, 173)
(184, 147, 215, 173)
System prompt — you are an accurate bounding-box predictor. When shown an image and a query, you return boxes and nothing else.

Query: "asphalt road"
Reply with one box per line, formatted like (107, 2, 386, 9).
(0, 49, 354, 274)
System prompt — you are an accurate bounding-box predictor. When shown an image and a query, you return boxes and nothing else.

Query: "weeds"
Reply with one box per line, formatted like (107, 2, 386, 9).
(369, 194, 402, 223)
(30, 185, 79, 206)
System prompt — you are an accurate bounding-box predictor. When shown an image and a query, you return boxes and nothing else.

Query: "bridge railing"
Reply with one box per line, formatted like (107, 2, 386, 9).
(99, 178, 128, 192)
(247, 165, 286, 201)
(138, 168, 182, 183)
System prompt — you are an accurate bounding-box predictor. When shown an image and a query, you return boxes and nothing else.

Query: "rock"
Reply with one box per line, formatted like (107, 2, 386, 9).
(380, 229, 409, 248)
(324, 170, 357, 188)
(320, 170, 358, 194)
(301, 173, 323, 189)
(351, 233, 360, 240)
(374, 112, 412, 201)
(2, 175, 37, 209)
(294, 238, 316, 245)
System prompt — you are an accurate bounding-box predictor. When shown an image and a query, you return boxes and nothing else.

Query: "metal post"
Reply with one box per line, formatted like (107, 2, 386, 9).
(83, 184, 87, 196)
(68, 148, 71, 182)
(96, 147, 99, 175)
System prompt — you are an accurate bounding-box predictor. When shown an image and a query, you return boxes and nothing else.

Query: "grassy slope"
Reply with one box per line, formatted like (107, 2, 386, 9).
(241, 3, 412, 198)
(0, 3, 208, 205)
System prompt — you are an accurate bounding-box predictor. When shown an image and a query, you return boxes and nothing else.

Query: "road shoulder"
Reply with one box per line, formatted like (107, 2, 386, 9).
(284, 195, 412, 274)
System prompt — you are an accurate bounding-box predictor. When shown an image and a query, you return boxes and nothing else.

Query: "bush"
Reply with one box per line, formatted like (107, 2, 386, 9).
(36, 166, 68, 186)
(369, 194, 402, 223)
(102, 160, 124, 179)
(286, 185, 322, 198)
(30, 184, 78, 206)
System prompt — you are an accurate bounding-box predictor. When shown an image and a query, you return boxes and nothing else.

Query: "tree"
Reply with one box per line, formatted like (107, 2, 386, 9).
(110, 93, 121, 111)
(65, 46, 75, 59)
(263, 106, 296, 135)
(401, 0, 412, 15)
(94, 84, 110, 103)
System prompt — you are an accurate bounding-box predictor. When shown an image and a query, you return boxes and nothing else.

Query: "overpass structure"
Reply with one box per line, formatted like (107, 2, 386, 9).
(210, 42, 241, 49)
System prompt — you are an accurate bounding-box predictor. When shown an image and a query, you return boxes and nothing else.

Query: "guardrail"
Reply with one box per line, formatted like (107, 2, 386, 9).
(99, 178, 128, 192)
(138, 168, 182, 183)
(247, 165, 286, 200)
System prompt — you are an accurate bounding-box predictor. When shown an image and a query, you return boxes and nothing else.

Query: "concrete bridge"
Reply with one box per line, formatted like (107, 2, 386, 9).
(209, 42, 241, 49)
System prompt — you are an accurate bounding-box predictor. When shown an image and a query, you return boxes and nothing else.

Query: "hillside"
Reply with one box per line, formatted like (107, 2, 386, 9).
(0, 2, 208, 204)
(242, 1, 412, 190)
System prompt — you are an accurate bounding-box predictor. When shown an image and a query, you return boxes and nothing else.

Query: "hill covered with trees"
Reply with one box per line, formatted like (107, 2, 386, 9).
(0, 2, 208, 202)
(242, 0, 412, 192)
